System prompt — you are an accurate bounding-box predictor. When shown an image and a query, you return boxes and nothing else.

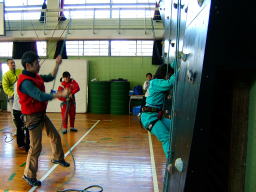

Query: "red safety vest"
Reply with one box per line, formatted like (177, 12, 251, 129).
(17, 73, 47, 114)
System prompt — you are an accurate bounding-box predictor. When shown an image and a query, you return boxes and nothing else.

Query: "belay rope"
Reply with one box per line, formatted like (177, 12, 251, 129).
(1, 7, 103, 191)
(29, 9, 103, 191)
(57, 185, 103, 192)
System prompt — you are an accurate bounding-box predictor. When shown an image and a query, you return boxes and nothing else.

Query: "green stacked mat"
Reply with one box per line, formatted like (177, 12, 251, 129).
(89, 81, 110, 114)
(110, 81, 130, 115)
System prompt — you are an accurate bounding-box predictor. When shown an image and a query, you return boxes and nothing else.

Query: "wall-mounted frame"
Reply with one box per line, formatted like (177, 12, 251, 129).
(0, 2, 5, 36)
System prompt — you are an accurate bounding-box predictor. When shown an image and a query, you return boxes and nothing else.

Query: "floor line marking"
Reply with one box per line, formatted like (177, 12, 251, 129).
(148, 132, 159, 192)
(28, 120, 101, 192)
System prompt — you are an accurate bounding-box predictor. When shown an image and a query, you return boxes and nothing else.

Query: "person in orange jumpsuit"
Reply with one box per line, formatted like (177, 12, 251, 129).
(58, 71, 80, 134)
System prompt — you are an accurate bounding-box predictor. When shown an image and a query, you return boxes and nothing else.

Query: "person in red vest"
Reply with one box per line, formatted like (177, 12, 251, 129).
(58, 71, 80, 134)
(17, 51, 70, 187)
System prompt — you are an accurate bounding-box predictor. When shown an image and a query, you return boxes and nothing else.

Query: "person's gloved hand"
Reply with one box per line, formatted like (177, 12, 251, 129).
(54, 88, 70, 99)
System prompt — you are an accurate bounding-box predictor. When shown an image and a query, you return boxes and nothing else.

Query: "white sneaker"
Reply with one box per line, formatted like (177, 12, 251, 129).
(70, 127, 78, 132)
(62, 129, 67, 134)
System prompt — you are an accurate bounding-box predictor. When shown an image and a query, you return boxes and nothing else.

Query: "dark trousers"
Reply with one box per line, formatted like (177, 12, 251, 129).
(13, 109, 30, 150)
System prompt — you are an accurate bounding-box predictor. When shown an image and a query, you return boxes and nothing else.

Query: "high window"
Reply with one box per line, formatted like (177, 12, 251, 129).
(4, 0, 42, 20)
(66, 40, 153, 56)
(0, 42, 13, 57)
(0, 41, 47, 57)
(64, 0, 155, 19)
(66, 40, 109, 56)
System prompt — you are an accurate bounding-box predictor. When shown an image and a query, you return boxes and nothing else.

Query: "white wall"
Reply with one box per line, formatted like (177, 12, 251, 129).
(15, 59, 88, 113)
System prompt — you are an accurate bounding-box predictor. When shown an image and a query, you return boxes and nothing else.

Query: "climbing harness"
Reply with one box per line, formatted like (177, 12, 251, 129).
(140, 106, 164, 131)
(141, 106, 161, 112)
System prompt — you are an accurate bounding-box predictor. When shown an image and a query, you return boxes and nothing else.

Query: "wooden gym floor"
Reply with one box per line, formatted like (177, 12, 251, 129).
(0, 112, 166, 192)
